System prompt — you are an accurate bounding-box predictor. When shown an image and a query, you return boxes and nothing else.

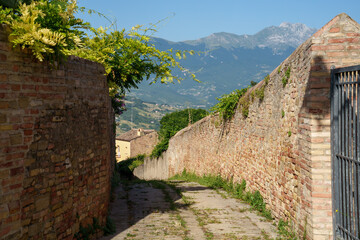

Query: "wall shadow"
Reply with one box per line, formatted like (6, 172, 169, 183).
(99, 177, 211, 239)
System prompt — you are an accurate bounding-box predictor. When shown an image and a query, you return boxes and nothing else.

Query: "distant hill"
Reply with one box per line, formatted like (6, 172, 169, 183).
(183, 22, 316, 53)
(116, 96, 184, 135)
(127, 22, 316, 107)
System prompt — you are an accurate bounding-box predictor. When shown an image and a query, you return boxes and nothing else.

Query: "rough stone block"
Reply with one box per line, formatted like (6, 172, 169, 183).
(10, 167, 24, 176)
(0, 101, 9, 109)
(18, 97, 29, 108)
(0, 113, 6, 123)
(0, 125, 13, 131)
(0, 205, 9, 220)
(9, 133, 22, 145)
(35, 195, 50, 212)
(37, 141, 48, 151)
(29, 169, 40, 177)
(28, 222, 41, 237)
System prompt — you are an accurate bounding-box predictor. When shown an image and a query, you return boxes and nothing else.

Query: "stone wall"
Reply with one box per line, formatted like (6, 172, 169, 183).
(0, 25, 112, 239)
(130, 131, 158, 158)
(133, 154, 169, 180)
(135, 14, 360, 240)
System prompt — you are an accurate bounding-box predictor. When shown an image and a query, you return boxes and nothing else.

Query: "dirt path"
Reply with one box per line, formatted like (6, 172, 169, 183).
(100, 180, 278, 240)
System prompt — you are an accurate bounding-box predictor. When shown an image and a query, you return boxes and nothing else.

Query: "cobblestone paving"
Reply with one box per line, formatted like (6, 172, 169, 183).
(100, 180, 278, 240)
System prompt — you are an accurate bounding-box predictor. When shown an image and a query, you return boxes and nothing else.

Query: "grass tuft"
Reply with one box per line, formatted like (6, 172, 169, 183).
(277, 219, 297, 240)
(282, 66, 291, 88)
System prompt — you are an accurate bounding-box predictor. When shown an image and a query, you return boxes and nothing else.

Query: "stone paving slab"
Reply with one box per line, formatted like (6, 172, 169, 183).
(99, 180, 278, 240)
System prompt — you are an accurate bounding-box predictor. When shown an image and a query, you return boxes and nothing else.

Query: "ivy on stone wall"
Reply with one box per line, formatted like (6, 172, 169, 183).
(210, 87, 249, 121)
(282, 66, 291, 87)
(211, 74, 270, 122)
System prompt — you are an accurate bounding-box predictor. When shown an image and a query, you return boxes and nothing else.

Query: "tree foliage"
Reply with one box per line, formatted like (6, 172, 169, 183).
(7, 1, 85, 61)
(0, 0, 32, 9)
(151, 109, 208, 158)
(0, 0, 198, 112)
(72, 24, 197, 97)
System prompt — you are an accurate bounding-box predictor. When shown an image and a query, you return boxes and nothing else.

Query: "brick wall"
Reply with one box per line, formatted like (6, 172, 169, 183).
(130, 131, 158, 158)
(136, 14, 360, 240)
(0, 25, 112, 239)
(302, 13, 360, 239)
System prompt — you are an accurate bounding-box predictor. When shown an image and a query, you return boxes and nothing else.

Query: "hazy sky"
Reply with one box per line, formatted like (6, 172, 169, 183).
(77, 0, 360, 42)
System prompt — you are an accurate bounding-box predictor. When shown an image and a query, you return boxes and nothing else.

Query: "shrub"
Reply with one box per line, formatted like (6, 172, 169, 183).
(0, 1, 199, 115)
(117, 154, 145, 179)
(255, 86, 265, 101)
(264, 74, 270, 85)
(150, 109, 208, 158)
(150, 140, 168, 158)
(211, 88, 248, 121)
(238, 97, 250, 118)
(250, 80, 257, 87)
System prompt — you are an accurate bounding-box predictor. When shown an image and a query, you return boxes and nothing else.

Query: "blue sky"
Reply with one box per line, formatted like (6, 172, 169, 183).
(77, 0, 360, 42)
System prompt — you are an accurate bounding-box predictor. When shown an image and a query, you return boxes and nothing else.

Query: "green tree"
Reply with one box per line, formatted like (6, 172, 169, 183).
(151, 109, 208, 158)
(0, 0, 198, 112)
(5, 1, 86, 62)
(0, 0, 32, 8)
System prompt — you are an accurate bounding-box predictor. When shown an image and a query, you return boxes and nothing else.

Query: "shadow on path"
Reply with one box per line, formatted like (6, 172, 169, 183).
(99, 178, 185, 240)
(99, 179, 278, 240)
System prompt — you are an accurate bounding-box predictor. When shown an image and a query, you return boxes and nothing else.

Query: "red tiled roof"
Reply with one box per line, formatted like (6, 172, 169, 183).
(116, 129, 155, 142)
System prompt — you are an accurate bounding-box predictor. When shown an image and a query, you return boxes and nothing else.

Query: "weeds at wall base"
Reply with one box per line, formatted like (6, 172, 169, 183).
(73, 216, 116, 239)
(169, 170, 272, 220)
(277, 219, 298, 240)
(117, 154, 146, 179)
(103, 216, 116, 236)
(74, 217, 102, 240)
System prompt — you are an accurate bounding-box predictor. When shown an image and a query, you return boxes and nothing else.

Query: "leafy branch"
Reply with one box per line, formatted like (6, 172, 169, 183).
(210, 87, 249, 121)
(0, 0, 199, 113)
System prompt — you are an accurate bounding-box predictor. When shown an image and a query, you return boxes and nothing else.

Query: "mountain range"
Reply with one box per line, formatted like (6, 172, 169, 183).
(127, 22, 317, 108)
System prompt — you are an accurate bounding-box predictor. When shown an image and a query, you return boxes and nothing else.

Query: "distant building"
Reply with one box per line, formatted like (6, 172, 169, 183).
(115, 129, 158, 161)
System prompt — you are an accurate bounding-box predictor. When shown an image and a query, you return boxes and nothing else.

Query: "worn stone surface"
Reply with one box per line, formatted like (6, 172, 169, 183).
(102, 181, 277, 240)
(0, 24, 113, 239)
(135, 14, 360, 240)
